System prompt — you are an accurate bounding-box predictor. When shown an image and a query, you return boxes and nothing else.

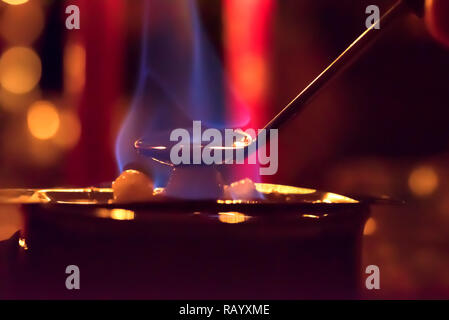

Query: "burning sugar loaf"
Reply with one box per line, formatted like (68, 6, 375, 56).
(164, 165, 225, 199)
(112, 170, 263, 202)
(112, 170, 155, 203)
(223, 178, 263, 200)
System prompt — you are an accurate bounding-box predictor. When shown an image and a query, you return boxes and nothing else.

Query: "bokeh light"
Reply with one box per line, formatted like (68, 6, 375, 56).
(0, 47, 42, 94)
(64, 42, 86, 94)
(363, 217, 377, 236)
(0, 1, 44, 45)
(2, 0, 28, 5)
(53, 109, 82, 149)
(234, 53, 267, 102)
(408, 165, 439, 197)
(27, 100, 60, 140)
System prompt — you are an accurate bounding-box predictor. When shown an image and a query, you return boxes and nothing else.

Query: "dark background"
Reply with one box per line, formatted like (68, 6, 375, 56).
(0, 0, 448, 298)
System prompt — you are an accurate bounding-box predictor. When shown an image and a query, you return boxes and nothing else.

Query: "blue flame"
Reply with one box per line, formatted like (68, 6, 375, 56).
(115, 0, 250, 187)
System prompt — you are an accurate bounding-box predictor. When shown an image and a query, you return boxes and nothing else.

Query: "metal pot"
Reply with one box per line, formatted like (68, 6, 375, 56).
(1, 184, 369, 299)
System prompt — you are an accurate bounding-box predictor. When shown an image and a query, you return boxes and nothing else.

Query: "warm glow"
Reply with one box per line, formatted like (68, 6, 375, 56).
(218, 211, 250, 224)
(111, 209, 135, 221)
(0, 1, 44, 45)
(255, 183, 316, 195)
(96, 208, 135, 221)
(64, 42, 86, 94)
(408, 165, 439, 197)
(2, 0, 28, 5)
(27, 100, 60, 140)
(224, 0, 272, 128)
(363, 217, 377, 236)
(53, 110, 81, 149)
(0, 46, 42, 94)
(18, 237, 28, 250)
(153, 187, 164, 195)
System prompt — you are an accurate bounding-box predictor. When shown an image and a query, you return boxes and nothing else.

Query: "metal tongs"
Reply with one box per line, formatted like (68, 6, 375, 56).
(135, 0, 425, 161)
(262, 0, 424, 133)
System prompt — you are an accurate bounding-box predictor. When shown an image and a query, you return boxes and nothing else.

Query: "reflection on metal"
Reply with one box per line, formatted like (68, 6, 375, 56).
(95, 208, 135, 221)
(58, 200, 100, 205)
(150, 157, 174, 167)
(217, 199, 258, 204)
(0, 189, 51, 203)
(301, 213, 328, 219)
(18, 237, 28, 250)
(1, 185, 359, 207)
(313, 192, 358, 204)
(255, 183, 316, 195)
(35, 188, 113, 204)
(218, 211, 250, 224)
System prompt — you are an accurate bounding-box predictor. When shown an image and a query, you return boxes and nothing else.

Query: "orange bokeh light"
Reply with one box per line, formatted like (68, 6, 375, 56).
(2, 0, 28, 5)
(0, 46, 42, 94)
(363, 217, 377, 236)
(64, 42, 86, 94)
(27, 100, 60, 140)
(0, 1, 44, 45)
(408, 165, 439, 197)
